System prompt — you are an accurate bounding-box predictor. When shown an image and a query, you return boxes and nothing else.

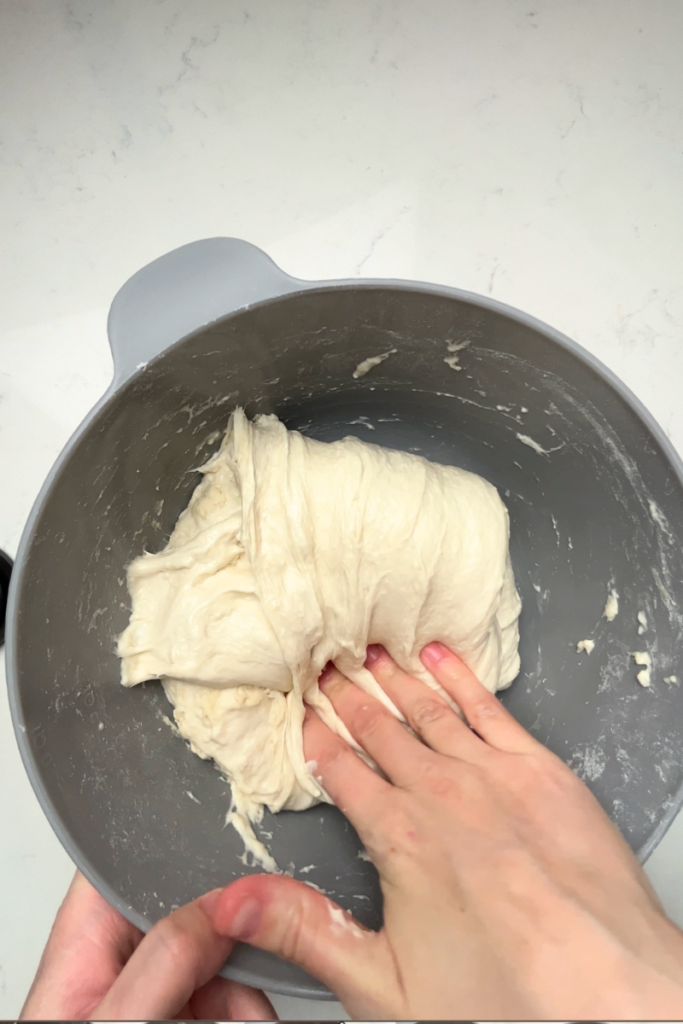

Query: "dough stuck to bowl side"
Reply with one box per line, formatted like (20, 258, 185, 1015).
(118, 408, 521, 868)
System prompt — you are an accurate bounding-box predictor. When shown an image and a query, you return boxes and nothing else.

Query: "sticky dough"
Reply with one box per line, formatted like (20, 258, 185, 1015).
(118, 410, 521, 857)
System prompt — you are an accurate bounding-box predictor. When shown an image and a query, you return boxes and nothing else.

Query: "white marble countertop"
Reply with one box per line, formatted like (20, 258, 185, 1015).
(1, 0, 682, 1018)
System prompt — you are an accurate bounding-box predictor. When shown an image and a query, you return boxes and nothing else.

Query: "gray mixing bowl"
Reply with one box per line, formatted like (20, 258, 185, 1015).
(7, 238, 683, 999)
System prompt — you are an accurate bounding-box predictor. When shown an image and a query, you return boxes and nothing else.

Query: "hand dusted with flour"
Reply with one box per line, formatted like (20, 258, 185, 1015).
(118, 409, 521, 861)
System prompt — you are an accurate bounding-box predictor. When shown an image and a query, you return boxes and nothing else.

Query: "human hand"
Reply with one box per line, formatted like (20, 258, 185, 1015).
(207, 643, 683, 1020)
(21, 870, 276, 1021)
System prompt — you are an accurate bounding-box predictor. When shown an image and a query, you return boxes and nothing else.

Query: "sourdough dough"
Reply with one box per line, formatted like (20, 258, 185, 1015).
(118, 410, 521, 861)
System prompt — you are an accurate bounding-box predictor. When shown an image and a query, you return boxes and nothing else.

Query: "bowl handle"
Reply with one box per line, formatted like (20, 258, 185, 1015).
(107, 238, 305, 385)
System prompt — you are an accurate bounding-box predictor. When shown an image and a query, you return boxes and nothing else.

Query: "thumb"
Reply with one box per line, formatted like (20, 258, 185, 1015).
(212, 875, 398, 1012)
(92, 889, 233, 1021)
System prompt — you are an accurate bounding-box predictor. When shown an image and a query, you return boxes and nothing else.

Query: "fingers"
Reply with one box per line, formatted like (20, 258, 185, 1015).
(365, 645, 486, 761)
(20, 872, 144, 1022)
(212, 874, 399, 1015)
(318, 666, 437, 786)
(421, 642, 538, 754)
(190, 974, 276, 1021)
(303, 707, 393, 826)
(92, 889, 233, 1021)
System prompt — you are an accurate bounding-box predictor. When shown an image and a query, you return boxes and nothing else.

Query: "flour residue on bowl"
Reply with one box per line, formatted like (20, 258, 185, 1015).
(649, 499, 673, 540)
(570, 743, 608, 782)
(516, 432, 565, 456)
(548, 376, 683, 647)
(444, 338, 471, 371)
(348, 415, 376, 430)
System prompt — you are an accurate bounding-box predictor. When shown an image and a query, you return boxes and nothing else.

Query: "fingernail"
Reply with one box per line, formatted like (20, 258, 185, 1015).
(364, 644, 383, 666)
(227, 896, 262, 940)
(421, 641, 449, 665)
(196, 887, 223, 916)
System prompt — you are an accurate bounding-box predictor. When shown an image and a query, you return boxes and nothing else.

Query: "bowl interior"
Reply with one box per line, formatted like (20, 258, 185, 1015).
(11, 286, 683, 997)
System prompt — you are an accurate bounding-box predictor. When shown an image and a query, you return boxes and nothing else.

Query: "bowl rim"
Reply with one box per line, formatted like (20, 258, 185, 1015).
(7, 277, 683, 998)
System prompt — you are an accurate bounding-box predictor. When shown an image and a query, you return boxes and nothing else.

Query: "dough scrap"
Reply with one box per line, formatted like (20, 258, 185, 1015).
(118, 410, 521, 862)
(632, 650, 652, 688)
(603, 588, 619, 621)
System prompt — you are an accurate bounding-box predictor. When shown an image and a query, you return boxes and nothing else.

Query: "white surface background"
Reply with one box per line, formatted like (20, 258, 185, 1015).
(1, 0, 683, 1018)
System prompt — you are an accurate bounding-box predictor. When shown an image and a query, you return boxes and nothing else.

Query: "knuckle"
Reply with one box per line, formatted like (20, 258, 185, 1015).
(425, 761, 483, 801)
(411, 698, 451, 731)
(279, 901, 309, 964)
(467, 696, 500, 725)
(524, 749, 561, 778)
(153, 914, 200, 971)
(428, 773, 460, 799)
(351, 702, 387, 741)
(321, 670, 347, 697)
(410, 755, 462, 799)
(542, 756, 579, 795)
(317, 741, 350, 774)
(507, 752, 571, 803)
(417, 756, 438, 776)
(373, 654, 400, 682)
